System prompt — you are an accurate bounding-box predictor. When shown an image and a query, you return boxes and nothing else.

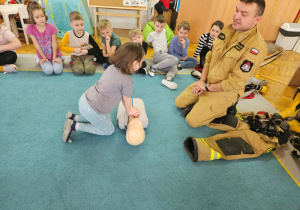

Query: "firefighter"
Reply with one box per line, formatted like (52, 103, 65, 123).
(175, 0, 268, 128)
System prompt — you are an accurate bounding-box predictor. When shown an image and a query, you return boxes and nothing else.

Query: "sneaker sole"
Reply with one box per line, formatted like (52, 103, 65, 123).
(64, 112, 73, 130)
(161, 80, 178, 90)
(63, 119, 72, 143)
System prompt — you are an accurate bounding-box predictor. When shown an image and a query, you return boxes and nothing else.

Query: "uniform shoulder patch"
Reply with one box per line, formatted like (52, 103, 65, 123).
(250, 48, 259, 55)
(234, 42, 244, 51)
(240, 60, 254, 72)
(218, 33, 225, 40)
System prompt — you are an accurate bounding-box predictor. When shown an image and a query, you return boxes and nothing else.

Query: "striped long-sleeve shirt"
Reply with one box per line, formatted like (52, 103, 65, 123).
(193, 33, 214, 58)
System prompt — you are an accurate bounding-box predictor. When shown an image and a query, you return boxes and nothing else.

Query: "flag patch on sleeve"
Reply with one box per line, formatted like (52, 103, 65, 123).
(250, 48, 259, 55)
(240, 60, 253, 72)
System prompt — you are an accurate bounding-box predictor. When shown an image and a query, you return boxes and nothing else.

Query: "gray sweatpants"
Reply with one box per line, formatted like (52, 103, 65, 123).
(153, 51, 178, 79)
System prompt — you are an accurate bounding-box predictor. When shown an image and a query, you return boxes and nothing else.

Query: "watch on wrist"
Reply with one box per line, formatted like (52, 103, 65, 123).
(205, 83, 210, 91)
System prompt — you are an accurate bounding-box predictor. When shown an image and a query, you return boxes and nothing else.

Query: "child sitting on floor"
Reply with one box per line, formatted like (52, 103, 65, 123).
(168, 21, 197, 70)
(0, 24, 21, 73)
(63, 42, 143, 143)
(98, 19, 122, 69)
(146, 15, 179, 90)
(26, 0, 63, 75)
(128, 27, 148, 74)
(193, 20, 224, 69)
(59, 11, 97, 75)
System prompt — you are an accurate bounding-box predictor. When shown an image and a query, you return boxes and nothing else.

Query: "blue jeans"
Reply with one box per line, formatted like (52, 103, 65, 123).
(40, 57, 63, 75)
(180, 57, 197, 68)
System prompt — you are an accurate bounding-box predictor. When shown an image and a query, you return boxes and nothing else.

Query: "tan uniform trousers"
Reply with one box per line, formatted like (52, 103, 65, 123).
(184, 119, 281, 162)
(175, 82, 238, 128)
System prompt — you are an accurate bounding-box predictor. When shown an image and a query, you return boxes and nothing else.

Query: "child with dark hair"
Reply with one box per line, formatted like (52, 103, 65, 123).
(147, 15, 179, 90)
(26, 0, 63, 75)
(63, 42, 144, 143)
(194, 20, 224, 69)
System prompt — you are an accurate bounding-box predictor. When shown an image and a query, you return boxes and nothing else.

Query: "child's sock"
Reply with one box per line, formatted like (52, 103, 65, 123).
(75, 123, 80, 131)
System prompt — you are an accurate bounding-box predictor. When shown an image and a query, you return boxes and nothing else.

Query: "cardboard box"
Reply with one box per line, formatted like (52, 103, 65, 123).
(288, 65, 300, 86)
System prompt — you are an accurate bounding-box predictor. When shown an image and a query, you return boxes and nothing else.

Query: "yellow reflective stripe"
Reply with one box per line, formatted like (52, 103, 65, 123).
(201, 138, 214, 161)
(210, 150, 214, 161)
(200, 138, 208, 146)
(201, 138, 221, 161)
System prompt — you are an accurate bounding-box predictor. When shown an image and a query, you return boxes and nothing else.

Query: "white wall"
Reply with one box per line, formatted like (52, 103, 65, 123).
(89, 8, 150, 30)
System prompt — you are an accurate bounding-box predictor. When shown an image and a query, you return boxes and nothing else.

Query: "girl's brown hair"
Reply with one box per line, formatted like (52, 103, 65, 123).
(109, 42, 145, 75)
(25, 0, 48, 24)
(211, 20, 224, 30)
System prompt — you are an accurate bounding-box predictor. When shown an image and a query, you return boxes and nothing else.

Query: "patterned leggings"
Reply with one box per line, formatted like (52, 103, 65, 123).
(77, 94, 115, 135)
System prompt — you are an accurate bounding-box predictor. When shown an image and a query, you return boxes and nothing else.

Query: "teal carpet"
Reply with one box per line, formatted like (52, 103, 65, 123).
(1, 71, 299, 209)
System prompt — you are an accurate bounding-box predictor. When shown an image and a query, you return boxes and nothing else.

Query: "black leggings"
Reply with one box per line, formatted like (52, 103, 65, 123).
(199, 47, 209, 68)
(88, 48, 109, 64)
(0, 51, 17, 66)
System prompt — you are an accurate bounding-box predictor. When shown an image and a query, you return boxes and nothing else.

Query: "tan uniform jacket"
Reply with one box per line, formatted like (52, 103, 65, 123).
(205, 24, 267, 98)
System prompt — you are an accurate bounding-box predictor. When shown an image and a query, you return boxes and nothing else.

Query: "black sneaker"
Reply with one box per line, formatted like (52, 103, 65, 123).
(177, 63, 182, 70)
(191, 70, 201, 79)
(137, 68, 147, 74)
(181, 104, 194, 117)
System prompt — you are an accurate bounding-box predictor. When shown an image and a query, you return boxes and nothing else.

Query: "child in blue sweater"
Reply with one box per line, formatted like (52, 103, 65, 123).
(168, 21, 197, 70)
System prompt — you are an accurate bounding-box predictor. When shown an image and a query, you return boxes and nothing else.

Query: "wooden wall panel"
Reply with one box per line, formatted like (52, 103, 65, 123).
(258, 0, 300, 42)
(176, 0, 239, 43)
(176, 0, 300, 44)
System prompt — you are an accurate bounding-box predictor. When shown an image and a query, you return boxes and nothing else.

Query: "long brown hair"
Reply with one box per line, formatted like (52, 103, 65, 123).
(109, 42, 144, 75)
(25, 0, 48, 24)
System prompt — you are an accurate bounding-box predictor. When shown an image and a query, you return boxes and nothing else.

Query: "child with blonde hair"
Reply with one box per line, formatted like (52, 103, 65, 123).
(97, 19, 122, 69)
(168, 21, 197, 70)
(128, 27, 147, 74)
(63, 42, 144, 143)
(26, 0, 63, 75)
(59, 11, 98, 75)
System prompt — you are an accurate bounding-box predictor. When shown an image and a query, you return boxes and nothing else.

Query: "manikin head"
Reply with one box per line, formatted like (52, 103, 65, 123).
(126, 118, 145, 146)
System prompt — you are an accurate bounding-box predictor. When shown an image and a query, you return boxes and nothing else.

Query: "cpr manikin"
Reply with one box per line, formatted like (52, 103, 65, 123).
(126, 115, 145, 146)
(117, 98, 148, 146)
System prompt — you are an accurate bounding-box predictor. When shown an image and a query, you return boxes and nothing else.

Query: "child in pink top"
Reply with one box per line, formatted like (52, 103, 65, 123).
(26, 0, 63, 75)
